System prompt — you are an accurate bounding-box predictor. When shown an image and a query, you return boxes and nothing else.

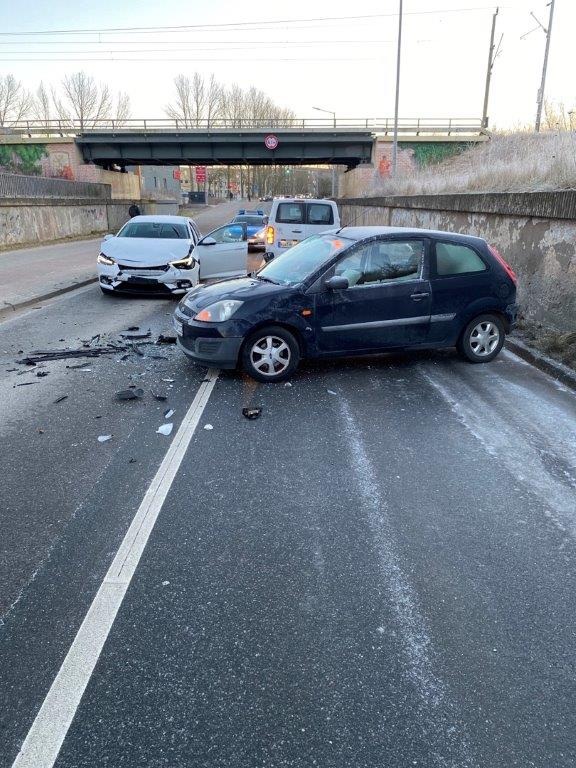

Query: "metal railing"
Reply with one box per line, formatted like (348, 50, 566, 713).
(0, 172, 111, 200)
(0, 117, 485, 137)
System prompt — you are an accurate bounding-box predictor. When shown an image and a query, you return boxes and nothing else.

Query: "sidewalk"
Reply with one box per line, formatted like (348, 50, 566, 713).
(0, 239, 101, 314)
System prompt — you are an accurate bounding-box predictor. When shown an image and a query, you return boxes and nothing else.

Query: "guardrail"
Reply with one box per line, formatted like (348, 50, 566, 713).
(0, 117, 485, 137)
(0, 172, 111, 200)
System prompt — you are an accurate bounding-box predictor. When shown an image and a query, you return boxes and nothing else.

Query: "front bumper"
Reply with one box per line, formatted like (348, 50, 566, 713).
(174, 309, 243, 368)
(98, 262, 199, 296)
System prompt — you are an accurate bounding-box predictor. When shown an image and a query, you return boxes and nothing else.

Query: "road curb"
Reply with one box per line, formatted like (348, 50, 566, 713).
(0, 277, 98, 320)
(506, 336, 576, 392)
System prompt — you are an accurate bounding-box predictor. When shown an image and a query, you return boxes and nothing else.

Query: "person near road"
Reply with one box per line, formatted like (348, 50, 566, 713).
(128, 203, 141, 218)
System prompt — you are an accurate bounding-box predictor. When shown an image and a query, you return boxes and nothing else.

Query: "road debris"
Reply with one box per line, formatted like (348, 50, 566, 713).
(162, 378, 175, 383)
(115, 388, 144, 401)
(157, 423, 173, 436)
(36, 371, 49, 378)
(126, 326, 140, 331)
(97, 435, 112, 443)
(327, 390, 337, 395)
(203, 424, 214, 430)
(164, 408, 175, 419)
(53, 395, 68, 404)
(128, 458, 137, 463)
(19, 346, 127, 365)
(153, 393, 168, 401)
(284, 382, 292, 387)
(14, 382, 38, 387)
(242, 407, 261, 420)
(120, 330, 151, 340)
(157, 334, 177, 344)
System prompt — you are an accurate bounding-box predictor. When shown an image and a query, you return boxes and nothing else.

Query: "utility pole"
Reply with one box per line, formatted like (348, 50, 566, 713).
(482, 7, 499, 130)
(535, 0, 556, 132)
(391, 0, 403, 176)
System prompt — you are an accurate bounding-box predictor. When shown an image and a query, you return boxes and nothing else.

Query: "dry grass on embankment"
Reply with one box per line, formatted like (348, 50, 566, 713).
(373, 131, 576, 196)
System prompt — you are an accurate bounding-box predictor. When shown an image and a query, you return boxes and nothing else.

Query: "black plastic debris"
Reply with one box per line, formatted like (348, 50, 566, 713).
(36, 371, 49, 378)
(242, 407, 261, 420)
(115, 387, 144, 401)
(127, 326, 139, 331)
(20, 346, 127, 365)
(53, 395, 68, 404)
(120, 330, 151, 340)
(15, 382, 37, 387)
(153, 393, 168, 401)
(157, 334, 177, 345)
(128, 457, 137, 463)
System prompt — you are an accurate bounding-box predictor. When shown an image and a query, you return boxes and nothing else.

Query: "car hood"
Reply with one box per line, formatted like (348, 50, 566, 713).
(182, 277, 290, 312)
(101, 237, 191, 267)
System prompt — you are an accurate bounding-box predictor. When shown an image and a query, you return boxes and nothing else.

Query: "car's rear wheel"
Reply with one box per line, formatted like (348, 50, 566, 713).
(242, 326, 300, 383)
(458, 314, 505, 363)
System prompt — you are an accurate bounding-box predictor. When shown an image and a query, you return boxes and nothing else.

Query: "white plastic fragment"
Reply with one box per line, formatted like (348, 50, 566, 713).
(162, 378, 175, 383)
(162, 580, 170, 586)
(97, 435, 112, 443)
(284, 382, 292, 387)
(156, 423, 173, 436)
(203, 424, 214, 430)
(164, 408, 174, 419)
(327, 389, 337, 395)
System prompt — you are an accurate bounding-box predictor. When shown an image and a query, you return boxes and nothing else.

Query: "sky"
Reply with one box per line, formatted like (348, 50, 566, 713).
(0, 0, 573, 129)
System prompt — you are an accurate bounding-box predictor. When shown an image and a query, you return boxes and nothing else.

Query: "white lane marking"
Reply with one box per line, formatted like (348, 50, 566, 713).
(338, 397, 474, 768)
(11, 369, 219, 768)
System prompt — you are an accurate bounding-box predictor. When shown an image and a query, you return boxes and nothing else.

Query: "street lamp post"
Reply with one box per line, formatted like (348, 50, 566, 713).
(313, 106, 337, 197)
(391, 0, 403, 177)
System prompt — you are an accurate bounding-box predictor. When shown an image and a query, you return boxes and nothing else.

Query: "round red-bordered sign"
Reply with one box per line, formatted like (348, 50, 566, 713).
(264, 134, 279, 150)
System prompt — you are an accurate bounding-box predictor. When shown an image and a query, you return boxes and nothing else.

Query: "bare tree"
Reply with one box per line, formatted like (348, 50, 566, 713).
(115, 92, 131, 127)
(166, 75, 194, 127)
(205, 75, 223, 127)
(56, 72, 112, 129)
(32, 82, 51, 124)
(0, 74, 32, 126)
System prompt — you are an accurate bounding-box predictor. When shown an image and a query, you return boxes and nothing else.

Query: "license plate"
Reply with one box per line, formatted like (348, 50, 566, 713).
(126, 276, 158, 284)
(174, 319, 183, 336)
(279, 239, 300, 248)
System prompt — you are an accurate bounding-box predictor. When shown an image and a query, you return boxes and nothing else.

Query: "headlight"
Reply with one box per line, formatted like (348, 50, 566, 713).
(255, 228, 265, 239)
(169, 256, 197, 270)
(97, 253, 115, 265)
(194, 300, 243, 323)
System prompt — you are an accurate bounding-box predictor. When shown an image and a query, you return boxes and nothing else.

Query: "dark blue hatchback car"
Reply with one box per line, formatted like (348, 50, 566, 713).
(174, 226, 518, 382)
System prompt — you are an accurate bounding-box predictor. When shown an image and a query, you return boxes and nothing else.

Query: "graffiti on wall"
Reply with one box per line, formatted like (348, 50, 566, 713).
(0, 144, 47, 175)
(376, 142, 470, 179)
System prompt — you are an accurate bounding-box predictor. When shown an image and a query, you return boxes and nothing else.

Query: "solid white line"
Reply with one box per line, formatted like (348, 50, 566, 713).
(11, 369, 220, 768)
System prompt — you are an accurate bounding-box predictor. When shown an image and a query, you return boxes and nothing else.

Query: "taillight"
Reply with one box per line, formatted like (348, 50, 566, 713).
(489, 245, 517, 285)
(266, 225, 274, 245)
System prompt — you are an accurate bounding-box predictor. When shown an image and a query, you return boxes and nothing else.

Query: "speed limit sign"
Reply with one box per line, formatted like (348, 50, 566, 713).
(264, 134, 279, 150)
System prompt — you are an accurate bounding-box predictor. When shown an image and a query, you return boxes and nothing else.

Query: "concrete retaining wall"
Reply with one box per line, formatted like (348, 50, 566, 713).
(338, 192, 576, 333)
(0, 199, 133, 247)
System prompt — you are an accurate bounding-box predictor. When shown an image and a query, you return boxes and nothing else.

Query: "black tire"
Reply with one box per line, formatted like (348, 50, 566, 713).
(457, 313, 505, 363)
(241, 325, 300, 383)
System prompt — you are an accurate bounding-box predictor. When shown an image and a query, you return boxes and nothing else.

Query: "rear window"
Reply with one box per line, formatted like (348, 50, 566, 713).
(233, 216, 265, 227)
(307, 203, 334, 225)
(119, 222, 189, 239)
(435, 242, 487, 275)
(276, 202, 305, 224)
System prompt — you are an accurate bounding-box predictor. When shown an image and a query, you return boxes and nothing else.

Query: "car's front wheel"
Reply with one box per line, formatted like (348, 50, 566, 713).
(242, 326, 300, 382)
(458, 314, 505, 363)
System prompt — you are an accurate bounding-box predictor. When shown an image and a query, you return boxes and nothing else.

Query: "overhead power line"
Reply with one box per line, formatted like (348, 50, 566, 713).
(0, 7, 506, 36)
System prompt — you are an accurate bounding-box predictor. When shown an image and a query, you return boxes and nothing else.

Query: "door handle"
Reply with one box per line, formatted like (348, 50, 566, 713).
(410, 292, 430, 301)
(292, 229, 303, 233)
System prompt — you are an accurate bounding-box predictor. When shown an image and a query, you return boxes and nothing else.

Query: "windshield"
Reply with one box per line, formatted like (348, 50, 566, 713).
(118, 222, 189, 239)
(233, 216, 265, 227)
(259, 234, 351, 286)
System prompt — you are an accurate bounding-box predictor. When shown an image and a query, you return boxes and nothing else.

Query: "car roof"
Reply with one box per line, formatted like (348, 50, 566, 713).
(274, 197, 333, 205)
(127, 215, 192, 223)
(336, 225, 487, 246)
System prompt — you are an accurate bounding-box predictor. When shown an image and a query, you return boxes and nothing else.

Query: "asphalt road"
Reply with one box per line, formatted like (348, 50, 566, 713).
(1, 254, 575, 766)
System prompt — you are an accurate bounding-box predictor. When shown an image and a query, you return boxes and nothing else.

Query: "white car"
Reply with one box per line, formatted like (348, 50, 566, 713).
(264, 198, 340, 261)
(97, 215, 249, 297)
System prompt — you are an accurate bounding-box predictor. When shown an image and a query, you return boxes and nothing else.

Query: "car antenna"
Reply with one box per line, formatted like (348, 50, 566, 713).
(335, 205, 374, 234)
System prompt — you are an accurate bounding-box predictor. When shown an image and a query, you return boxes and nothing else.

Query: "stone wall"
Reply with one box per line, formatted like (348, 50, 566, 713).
(337, 192, 576, 333)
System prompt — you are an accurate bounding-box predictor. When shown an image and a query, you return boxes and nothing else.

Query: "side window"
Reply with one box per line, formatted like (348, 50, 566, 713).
(335, 240, 423, 287)
(435, 242, 487, 276)
(206, 224, 245, 244)
(276, 202, 305, 224)
(307, 203, 334, 226)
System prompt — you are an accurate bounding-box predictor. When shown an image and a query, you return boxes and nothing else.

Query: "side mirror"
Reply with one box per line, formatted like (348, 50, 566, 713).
(325, 275, 349, 291)
(103, 234, 114, 241)
(200, 236, 217, 246)
(263, 252, 275, 263)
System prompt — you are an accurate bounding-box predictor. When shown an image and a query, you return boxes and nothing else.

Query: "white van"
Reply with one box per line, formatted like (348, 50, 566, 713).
(264, 198, 340, 260)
